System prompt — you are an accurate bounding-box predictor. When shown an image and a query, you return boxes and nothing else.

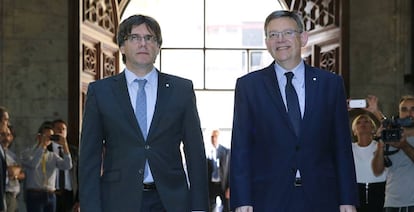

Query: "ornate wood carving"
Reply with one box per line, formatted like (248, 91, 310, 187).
(82, 44, 98, 76)
(284, 0, 348, 92)
(319, 47, 339, 74)
(83, 0, 117, 35)
(102, 51, 117, 77)
(286, 0, 338, 31)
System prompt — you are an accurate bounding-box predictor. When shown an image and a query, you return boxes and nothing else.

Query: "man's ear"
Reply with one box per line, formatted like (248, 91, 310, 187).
(300, 31, 308, 47)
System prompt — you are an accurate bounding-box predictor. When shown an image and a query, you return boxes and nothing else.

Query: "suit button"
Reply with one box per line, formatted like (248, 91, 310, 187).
(138, 169, 144, 174)
(295, 145, 300, 151)
(145, 145, 150, 149)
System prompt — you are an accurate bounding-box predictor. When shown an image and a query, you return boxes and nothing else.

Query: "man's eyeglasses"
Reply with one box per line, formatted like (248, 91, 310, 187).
(267, 30, 301, 40)
(124, 34, 157, 44)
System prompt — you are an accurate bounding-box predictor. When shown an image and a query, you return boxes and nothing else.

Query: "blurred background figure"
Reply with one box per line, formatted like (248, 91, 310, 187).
(49, 119, 78, 212)
(372, 95, 414, 212)
(207, 130, 230, 212)
(20, 121, 72, 212)
(351, 113, 386, 212)
(0, 107, 10, 211)
(0, 125, 25, 212)
(0, 107, 10, 129)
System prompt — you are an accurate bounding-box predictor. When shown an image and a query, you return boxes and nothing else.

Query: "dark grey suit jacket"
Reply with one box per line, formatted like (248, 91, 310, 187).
(79, 71, 209, 212)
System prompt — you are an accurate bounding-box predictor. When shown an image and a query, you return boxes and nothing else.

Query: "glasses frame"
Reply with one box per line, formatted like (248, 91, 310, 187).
(266, 30, 302, 40)
(124, 34, 157, 44)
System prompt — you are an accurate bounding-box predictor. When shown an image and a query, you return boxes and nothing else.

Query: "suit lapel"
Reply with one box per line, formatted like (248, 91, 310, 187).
(111, 72, 143, 137)
(303, 65, 319, 124)
(262, 63, 294, 130)
(147, 71, 173, 141)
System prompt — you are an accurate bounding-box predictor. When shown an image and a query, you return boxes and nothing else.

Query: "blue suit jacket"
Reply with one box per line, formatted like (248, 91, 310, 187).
(79, 71, 209, 212)
(230, 62, 358, 211)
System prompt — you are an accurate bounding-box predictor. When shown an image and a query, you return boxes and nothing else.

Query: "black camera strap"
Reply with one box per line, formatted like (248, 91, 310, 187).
(383, 144, 400, 167)
(383, 144, 400, 156)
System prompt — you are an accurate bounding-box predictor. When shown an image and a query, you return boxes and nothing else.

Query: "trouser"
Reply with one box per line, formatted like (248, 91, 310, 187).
(25, 190, 56, 212)
(285, 186, 306, 212)
(141, 189, 166, 212)
(55, 189, 74, 212)
(357, 182, 386, 212)
(209, 182, 229, 212)
(5, 192, 18, 212)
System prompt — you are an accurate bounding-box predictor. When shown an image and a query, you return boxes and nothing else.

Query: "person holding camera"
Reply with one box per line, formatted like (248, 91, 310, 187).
(372, 95, 414, 212)
(49, 119, 79, 212)
(351, 114, 386, 212)
(20, 121, 72, 212)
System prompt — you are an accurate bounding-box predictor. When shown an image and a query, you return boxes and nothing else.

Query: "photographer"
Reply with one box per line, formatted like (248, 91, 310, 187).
(20, 121, 72, 212)
(372, 95, 414, 211)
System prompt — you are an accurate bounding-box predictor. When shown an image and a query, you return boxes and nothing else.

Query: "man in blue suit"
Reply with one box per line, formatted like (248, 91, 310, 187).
(230, 10, 358, 212)
(79, 14, 209, 212)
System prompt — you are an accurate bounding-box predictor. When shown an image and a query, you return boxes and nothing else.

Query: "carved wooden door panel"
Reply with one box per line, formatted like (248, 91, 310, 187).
(69, 0, 129, 146)
(285, 0, 349, 92)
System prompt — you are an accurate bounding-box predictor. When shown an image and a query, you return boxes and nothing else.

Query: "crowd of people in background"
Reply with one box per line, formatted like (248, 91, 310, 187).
(349, 95, 414, 212)
(0, 106, 78, 212)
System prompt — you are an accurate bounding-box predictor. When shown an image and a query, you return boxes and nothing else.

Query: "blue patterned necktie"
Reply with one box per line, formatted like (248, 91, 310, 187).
(135, 79, 147, 140)
(285, 72, 301, 136)
(135, 79, 153, 181)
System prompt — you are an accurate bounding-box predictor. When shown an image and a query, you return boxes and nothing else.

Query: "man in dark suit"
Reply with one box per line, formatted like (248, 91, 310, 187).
(207, 130, 230, 212)
(230, 10, 358, 212)
(51, 119, 78, 212)
(79, 14, 209, 212)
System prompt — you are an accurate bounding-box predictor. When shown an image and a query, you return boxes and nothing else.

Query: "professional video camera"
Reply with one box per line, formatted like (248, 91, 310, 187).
(381, 116, 414, 142)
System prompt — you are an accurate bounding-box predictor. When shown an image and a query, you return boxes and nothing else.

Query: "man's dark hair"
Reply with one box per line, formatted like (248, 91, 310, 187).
(0, 106, 8, 120)
(37, 121, 53, 134)
(117, 14, 163, 64)
(52, 119, 67, 127)
(264, 10, 305, 37)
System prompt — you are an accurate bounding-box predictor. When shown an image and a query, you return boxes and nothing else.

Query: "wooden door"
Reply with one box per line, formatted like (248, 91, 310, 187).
(285, 0, 349, 92)
(68, 0, 130, 146)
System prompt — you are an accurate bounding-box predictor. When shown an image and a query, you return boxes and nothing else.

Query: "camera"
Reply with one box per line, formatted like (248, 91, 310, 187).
(49, 134, 60, 141)
(381, 116, 414, 142)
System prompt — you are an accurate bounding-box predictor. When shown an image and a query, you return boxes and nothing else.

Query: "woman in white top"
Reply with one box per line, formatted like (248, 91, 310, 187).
(352, 113, 387, 212)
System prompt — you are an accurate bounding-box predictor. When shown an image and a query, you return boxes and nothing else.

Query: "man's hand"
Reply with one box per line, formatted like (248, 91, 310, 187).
(340, 205, 356, 212)
(235, 206, 253, 212)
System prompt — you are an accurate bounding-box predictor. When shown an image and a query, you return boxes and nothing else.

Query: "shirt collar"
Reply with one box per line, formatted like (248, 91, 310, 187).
(124, 68, 157, 85)
(275, 60, 305, 84)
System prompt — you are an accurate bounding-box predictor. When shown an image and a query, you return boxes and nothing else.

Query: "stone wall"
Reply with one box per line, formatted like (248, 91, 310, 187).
(1, 1, 68, 210)
(349, 0, 413, 116)
(0, 0, 68, 153)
